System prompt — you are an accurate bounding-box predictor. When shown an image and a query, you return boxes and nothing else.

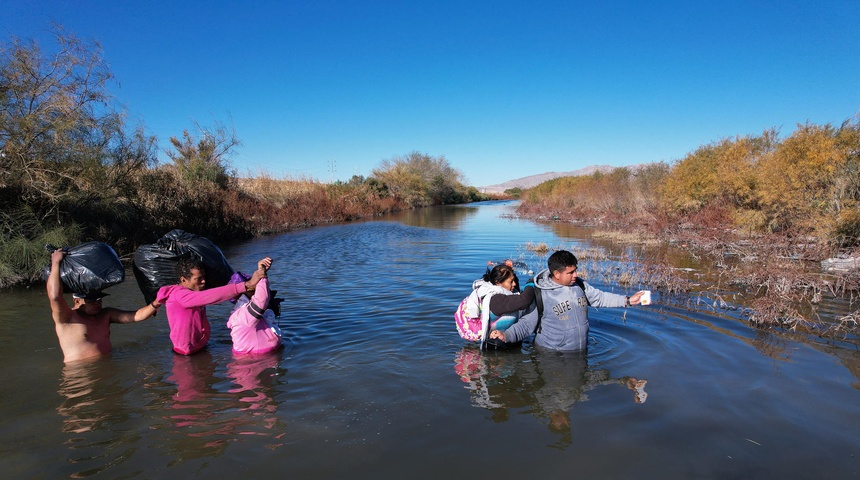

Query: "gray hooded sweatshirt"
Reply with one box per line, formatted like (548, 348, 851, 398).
(502, 268, 629, 351)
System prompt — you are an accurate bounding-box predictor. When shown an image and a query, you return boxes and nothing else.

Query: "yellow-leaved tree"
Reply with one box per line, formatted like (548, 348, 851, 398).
(755, 123, 846, 235)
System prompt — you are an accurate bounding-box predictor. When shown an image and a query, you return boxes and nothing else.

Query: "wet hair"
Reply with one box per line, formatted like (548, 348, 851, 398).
(177, 256, 205, 281)
(483, 264, 515, 286)
(548, 250, 578, 274)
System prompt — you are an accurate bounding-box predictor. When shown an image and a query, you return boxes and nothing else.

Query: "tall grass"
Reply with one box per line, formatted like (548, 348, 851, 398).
(0, 206, 82, 287)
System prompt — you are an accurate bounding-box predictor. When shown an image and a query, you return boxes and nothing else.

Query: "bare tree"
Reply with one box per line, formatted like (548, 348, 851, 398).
(0, 26, 155, 216)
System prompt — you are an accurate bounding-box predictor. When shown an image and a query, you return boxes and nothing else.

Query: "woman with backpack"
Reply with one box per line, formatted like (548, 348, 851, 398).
(455, 262, 536, 347)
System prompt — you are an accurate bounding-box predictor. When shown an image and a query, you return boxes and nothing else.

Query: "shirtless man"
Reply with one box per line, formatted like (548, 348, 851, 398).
(47, 249, 160, 363)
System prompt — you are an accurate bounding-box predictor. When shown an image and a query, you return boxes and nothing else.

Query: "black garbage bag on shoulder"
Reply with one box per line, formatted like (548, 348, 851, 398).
(42, 242, 125, 295)
(132, 229, 234, 304)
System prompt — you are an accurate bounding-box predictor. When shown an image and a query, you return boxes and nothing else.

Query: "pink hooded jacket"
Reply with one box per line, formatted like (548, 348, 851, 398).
(227, 278, 281, 354)
(157, 282, 246, 355)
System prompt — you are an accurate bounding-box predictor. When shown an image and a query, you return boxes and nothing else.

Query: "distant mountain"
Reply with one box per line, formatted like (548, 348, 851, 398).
(479, 164, 622, 193)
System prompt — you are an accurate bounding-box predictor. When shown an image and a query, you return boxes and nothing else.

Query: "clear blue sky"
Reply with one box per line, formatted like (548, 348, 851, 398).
(3, 1, 859, 187)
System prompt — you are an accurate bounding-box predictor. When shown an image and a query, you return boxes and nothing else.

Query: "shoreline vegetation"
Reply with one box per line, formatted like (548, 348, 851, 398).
(0, 29, 496, 288)
(513, 117, 860, 342)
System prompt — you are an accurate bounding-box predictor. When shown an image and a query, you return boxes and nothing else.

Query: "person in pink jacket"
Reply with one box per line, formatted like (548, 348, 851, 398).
(227, 257, 282, 355)
(155, 256, 267, 355)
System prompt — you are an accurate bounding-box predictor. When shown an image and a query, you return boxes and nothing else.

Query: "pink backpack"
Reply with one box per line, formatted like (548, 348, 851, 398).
(454, 295, 483, 342)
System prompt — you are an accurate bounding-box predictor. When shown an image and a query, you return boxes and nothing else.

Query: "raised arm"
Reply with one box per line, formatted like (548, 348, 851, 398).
(244, 257, 272, 293)
(47, 249, 72, 325)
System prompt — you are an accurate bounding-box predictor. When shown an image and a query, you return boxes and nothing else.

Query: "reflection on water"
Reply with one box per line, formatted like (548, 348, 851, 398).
(225, 351, 283, 432)
(384, 203, 479, 229)
(453, 345, 647, 448)
(162, 350, 286, 460)
(57, 360, 139, 478)
(58, 361, 110, 434)
(750, 329, 793, 361)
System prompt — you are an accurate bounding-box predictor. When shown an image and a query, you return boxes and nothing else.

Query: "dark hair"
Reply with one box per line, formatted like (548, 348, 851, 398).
(547, 250, 578, 274)
(177, 256, 205, 281)
(483, 264, 514, 285)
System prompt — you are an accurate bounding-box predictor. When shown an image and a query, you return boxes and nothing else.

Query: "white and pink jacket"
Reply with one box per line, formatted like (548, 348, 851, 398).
(227, 278, 282, 355)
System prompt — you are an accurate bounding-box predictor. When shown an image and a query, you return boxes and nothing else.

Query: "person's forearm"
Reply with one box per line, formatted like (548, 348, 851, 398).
(489, 286, 535, 316)
(173, 283, 245, 308)
(249, 278, 270, 312)
(47, 260, 63, 300)
(500, 310, 538, 343)
(133, 302, 161, 321)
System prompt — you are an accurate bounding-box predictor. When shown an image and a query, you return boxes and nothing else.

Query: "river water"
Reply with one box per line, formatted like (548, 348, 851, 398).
(0, 201, 858, 479)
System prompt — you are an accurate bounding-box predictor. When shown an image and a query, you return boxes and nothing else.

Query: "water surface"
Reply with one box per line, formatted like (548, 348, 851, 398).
(0, 201, 857, 478)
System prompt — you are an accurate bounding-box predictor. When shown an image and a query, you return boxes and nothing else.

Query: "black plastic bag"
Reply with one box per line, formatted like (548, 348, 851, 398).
(132, 229, 234, 304)
(42, 242, 125, 295)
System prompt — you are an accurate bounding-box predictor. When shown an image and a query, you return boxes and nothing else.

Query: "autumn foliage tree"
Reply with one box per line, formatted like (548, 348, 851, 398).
(755, 122, 857, 235)
(658, 119, 860, 239)
(658, 132, 776, 215)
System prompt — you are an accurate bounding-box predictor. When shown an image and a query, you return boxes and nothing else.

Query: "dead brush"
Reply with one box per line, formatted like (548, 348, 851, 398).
(572, 247, 610, 261)
(829, 312, 860, 338)
(748, 293, 817, 332)
(525, 242, 550, 254)
(238, 174, 324, 207)
(592, 229, 661, 246)
(663, 226, 860, 337)
(617, 270, 635, 286)
(517, 232, 860, 341)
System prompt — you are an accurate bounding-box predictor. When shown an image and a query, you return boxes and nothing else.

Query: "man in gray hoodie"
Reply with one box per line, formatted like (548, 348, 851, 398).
(490, 250, 646, 351)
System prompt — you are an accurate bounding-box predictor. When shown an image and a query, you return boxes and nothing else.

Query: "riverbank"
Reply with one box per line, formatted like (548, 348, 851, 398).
(0, 171, 502, 289)
(516, 206, 860, 342)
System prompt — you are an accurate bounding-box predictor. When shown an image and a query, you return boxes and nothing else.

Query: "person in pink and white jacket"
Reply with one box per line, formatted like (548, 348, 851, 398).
(227, 257, 283, 355)
(155, 256, 268, 355)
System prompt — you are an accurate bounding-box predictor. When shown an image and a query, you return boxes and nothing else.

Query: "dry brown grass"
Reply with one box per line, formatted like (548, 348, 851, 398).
(238, 173, 325, 207)
(591, 229, 661, 246)
(524, 242, 550, 254)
